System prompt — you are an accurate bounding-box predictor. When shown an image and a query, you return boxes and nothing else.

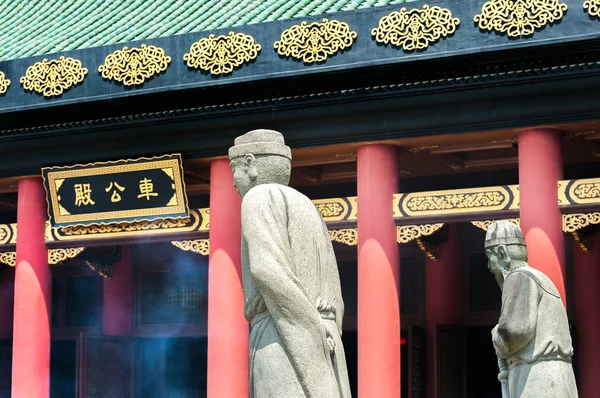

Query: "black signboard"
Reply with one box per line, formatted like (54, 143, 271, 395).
(42, 154, 189, 228)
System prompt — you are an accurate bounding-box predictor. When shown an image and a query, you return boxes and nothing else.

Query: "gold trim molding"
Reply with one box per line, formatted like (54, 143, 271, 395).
(471, 218, 520, 231)
(584, 0, 600, 16)
(0, 252, 15, 267)
(416, 239, 439, 261)
(562, 212, 600, 252)
(274, 18, 357, 63)
(99, 45, 171, 86)
(86, 261, 114, 278)
(372, 5, 460, 51)
(20, 57, 87, 97)
(313, 197, 357, 222)
(0, 72, 10, 95)
(184, 32, 261, 75)
(474, 0, 568, 37)
(397, 224, 444, 244)
(329, 228, 358, 246)
(0, 247, 85, 267)
(171, 239, 210, 256)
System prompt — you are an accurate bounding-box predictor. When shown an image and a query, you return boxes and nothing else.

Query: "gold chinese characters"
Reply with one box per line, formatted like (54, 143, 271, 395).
(73, 178, 159, 206)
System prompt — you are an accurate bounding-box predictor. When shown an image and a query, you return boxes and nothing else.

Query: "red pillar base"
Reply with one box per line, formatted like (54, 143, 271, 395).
(357, 144, 400, 398)
(12, 178, 51, 398)
(207, 159, 248, 398)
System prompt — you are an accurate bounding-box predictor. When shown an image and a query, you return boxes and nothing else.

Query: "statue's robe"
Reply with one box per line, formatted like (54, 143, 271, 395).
(492, 266, 578, 398)
(241, 184, 352, 398)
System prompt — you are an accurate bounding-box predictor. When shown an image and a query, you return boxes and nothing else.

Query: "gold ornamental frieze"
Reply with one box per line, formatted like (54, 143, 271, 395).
(99, 44, 171, 86)
(559, 178, 600, 206)
(0, 247, 84, 267)
(313, 197, 357, 222)
(372, 5, 460, 51)
(584, 0, 600, 16)
(562, 212, 600, 233)
(20, 56, 87, 97)
(394, 185, 519, 217)
(0, 72, 10, 95)
(0, 252, 15, 266)
(471, 218, 520, 231)
(396, 224, 444, 244)
(329, 229, 358, 246)
(474, 0, 568, 37)
(274, 18, 357, 63)
(171, 239, 210, 256)
(184, 32, 261, 75)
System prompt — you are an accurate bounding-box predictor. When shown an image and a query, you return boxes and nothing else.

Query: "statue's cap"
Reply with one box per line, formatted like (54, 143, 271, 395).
(228, 129, 291, 160)
(485, 220, 527, 249)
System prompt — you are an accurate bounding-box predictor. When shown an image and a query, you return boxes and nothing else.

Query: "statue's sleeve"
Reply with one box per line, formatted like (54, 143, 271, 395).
(493, 271, 539, 358)
(241, 185, 338, 392)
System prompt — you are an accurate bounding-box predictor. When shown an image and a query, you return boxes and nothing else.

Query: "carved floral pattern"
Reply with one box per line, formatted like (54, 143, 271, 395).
(315, 202, 345, 218)
(328, 229, 358, 246)
(274, 18, 357, 63)
(406, 192, 506, 212)
(474, 0, 568, 37)
(0, 72, 10, 95)
(397, 224, 444, 244)
(584, 0, 600, 16)
(59, 218, 190, 235)
(573, 183, 600, 200)
(184, 32, 261, 75)
(20, 57, 87, 97)
(0, 252, 15, 267)
(48, 248, 85, 265)
(99, 45, 171, 86)
(471, 218, 520, 231)
(562, 212, 600, 233)
(372, 5, 460, 51)
(171, 239, 210, 256)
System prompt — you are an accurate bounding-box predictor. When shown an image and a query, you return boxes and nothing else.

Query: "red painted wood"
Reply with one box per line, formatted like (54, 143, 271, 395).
(425, 224, 461, 398)
(103, 246, 133, 336)
(573, 234, 600, 396)
(357, 145, 400, 398)
(518, 129, 566, 304)
(207, 159, 248, 398)
(12, 178, 51, 398)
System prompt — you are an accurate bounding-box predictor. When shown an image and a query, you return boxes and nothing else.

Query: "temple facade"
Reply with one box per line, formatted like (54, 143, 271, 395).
(0, 0, 600, 397)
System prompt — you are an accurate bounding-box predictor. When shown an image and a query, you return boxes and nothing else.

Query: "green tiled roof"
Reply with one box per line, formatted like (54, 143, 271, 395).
(0, 0, 408, 62)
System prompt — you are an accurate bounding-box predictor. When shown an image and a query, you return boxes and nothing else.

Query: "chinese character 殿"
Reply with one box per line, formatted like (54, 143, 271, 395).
(74, 183, 95, 206)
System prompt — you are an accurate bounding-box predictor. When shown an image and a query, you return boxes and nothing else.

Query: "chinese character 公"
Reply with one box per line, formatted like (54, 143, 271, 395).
(105, 182, 125, 203)
(137, 178, 158, 200)
(74, 184, 95, 206)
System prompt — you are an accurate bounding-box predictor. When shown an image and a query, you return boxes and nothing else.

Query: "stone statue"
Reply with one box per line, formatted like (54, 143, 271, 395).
(229, 129, 352, 398)
(485, 220, 578, 398)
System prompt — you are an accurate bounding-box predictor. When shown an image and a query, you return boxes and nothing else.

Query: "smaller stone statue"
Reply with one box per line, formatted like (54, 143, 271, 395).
(485, 220, 578, 398)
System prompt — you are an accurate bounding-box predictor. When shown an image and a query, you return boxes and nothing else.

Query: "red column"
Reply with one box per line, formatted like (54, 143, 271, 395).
(357, 145, 400, 398)
(12, 178, 51, 398)
(573, 234, 600, 396)
(207, 159, 248, 398)
(425, 224, 460, 398)
(103, 246, 132, 336)
(518, 129, 566, 302)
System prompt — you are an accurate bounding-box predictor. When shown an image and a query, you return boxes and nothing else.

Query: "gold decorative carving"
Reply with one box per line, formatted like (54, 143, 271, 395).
(397, 224, 444, 244)
(329, 229, 358, 246)
(445, 163, 463, 171)
(490, 138, 518, 144)
(171, 239, 210, 256)
(416, 239, 439, 261)
(48, 248, 85, 265)
(372, 5, 460, 51)
(60, 218, 190, 236)
(409, 145, 438, 153)
(99, 45, 171, 86)
(571, 231, 591, 252)
(406, 192, 506, 212)
(562, 212, 600, 233)
(274, 18, 357, 63)
(0, 72, 10, 95)
(184, 32, 261, 75)
(474, 0, 568, 37)
(20, 56, 87, 97)
(86, 261, 114, 278)
(573, 183, 600, 200)
(471, 218, 520, 231)
(0, 252, 15, 267)
(584, 0, 600, 16)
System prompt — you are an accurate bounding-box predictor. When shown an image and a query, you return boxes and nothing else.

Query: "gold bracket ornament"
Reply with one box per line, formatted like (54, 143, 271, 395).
(184, 32, 261, 75)
(396, 224, 444, 243)
(274, 18, 357, 64)
(584, 0, 600, 16)
(562, 212, 600, 252)
(171, 239, 210, 256)
(99, 45, 171, 86)
(20, 57, 87, 97)
(372, 5, 460, 51)
(0, 247, 84, 267)
(416, 239, 440, 261)
(0, 252, 15, 267)
(471, 218, 520, 231)
(329, 228, 358, 246)
(474, 0, 568, 37)
(0, 72, 10, 95)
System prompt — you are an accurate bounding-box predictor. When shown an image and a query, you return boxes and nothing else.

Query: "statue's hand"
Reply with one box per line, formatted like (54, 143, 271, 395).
(322, 320, 337, 354)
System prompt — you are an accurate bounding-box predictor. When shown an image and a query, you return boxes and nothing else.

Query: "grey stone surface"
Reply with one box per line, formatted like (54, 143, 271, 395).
(485, 220, 578, 398)
(229, 129, 352, 398)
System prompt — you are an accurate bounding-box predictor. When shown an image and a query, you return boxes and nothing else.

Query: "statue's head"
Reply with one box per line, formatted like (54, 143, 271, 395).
(484, 220, 528, 290)
(228, 129, 292, 197)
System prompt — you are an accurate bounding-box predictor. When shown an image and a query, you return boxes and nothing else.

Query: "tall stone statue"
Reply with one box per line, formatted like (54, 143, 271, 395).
(485, 220, 578, 398)
(229, 129, 352, 398)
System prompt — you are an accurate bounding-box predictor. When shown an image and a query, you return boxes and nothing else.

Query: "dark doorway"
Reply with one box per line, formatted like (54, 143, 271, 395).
(466, 326, 502, 398)
(341, 331, 357, 397)
(50, 339, 77, 398)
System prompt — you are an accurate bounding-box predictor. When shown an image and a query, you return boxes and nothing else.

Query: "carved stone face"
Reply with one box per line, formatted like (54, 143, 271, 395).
(485, 245, 510, 290)
(230, 154, 256, 198)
